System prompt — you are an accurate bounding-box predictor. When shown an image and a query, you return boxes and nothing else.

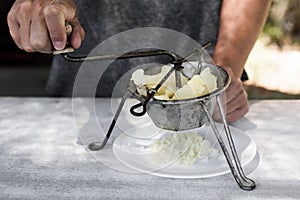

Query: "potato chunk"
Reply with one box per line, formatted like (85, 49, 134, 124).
(130, 64, 217, 100)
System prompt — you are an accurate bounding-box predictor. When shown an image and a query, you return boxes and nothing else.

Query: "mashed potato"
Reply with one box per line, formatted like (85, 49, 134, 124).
(150, 132, 218, 166)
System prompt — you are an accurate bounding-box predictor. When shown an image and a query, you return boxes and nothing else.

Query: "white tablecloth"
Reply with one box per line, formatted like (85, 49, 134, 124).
(0, 98, 299, 199)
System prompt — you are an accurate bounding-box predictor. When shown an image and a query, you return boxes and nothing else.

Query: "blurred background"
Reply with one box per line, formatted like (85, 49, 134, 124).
(244, 0, 300, 99)
(1, 0, 300, 98)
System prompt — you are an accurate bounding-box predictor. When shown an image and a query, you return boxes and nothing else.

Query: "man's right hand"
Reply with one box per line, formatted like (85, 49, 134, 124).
(7, 0, 85, 53)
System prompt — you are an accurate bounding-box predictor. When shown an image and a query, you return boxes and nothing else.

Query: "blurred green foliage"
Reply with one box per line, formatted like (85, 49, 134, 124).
(263, 0, 300, 47)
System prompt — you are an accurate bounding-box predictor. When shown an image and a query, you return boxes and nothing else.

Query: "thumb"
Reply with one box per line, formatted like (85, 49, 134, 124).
(44, 0, 78, 50)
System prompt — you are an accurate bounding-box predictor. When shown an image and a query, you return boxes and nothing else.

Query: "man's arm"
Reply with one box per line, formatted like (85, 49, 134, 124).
(213, 0, 271, 122)
(213, 0, 271, 77)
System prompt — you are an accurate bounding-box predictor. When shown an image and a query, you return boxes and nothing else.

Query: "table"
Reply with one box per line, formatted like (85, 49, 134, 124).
(1, 98, 300, 200)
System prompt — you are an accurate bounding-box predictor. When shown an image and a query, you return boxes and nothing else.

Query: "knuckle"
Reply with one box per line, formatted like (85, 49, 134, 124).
(22, 40, 35, 52)
(237, 79, 243, 86)
(23, 43, 34, 52)
(18, 1, 32, 17)
(232, 78, 242, 88)
(225, 113, 236, 123)
(30, 40, 46, 50)
(240, 99, 249, 114)
(18, 1, 33, 13)
(34, 3, 44, 16)
(17, 9, 31, 23)
(30, 39, 52, 53)
(7, 12, 15, 24)
(241, 105, 249, 116)
(44, 4, 61, 18)
(46, 1, 77, 20)
(233, 80, 244, 92)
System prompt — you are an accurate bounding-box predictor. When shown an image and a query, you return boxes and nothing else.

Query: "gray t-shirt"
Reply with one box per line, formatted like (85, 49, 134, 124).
(46, 0, 222, 97)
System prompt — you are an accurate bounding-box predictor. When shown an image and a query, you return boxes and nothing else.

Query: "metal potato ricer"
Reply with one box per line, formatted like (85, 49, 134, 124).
(54, 25, 256, 190)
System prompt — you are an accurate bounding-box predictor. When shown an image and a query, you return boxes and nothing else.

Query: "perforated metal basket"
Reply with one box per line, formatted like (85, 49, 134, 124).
(127, 63, 230, 131)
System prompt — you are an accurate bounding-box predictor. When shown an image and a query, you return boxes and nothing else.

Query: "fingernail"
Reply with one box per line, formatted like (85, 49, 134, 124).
(53, 41, 64, 50)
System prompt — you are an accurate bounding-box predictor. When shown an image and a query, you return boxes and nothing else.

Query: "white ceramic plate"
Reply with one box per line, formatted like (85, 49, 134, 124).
(113, 123, 257, 179)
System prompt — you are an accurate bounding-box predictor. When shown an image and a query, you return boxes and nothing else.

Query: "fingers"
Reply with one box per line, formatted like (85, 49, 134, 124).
(30, 1, 52, 53)
(70, 21, 85, 49)
(44, 4, 68, 50)
(225, 88, 249, 123)
(7, 13, 22, 50)
(7, 0, 84, 53)
(44, 0, 84, 50)
(7, 1, 33, 51)
(225, 77, 244, 106)
(224, 77, 249, 123)
(18, 1, 35, 52)
(213, 66, 249, 123)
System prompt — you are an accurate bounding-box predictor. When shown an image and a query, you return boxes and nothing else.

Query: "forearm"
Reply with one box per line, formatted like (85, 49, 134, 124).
(213, 0, 271, 78)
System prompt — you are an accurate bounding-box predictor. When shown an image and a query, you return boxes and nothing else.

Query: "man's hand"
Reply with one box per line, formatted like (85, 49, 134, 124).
(214, 66, 249, 123)
(223, 66, 249, 123)
(7, 0, 85, 53)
